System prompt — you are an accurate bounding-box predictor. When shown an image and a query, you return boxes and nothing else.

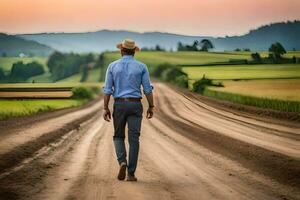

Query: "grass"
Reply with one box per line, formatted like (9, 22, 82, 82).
(208, 79, 300, 102)
(0, 57, 48, 74)
(58, 67, 101, 83)
(0, 99, 85, 120)
(203, 88, 300, 113)
(183, 64, 300, 80)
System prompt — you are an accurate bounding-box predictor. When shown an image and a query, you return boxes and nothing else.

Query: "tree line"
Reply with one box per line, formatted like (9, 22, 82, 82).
(0, 61, 44, 82)
(177, 39, 214, 51)
(47, 52, 95, 81)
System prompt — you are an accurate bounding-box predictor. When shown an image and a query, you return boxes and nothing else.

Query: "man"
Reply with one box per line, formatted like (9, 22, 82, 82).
(102, 39, 154, 182)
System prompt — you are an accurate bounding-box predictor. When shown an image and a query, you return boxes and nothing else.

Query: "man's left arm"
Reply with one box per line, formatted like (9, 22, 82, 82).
(141, 65, 154, 119)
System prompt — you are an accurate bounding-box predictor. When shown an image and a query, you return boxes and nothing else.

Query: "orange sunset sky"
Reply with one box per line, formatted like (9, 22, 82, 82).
(0, 0, 299, 36)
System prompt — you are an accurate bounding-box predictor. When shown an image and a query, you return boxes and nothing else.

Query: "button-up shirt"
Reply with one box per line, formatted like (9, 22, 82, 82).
(102, 55, 153, 98)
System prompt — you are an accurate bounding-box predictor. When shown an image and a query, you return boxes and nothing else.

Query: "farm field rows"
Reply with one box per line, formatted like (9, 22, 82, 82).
(0, 99, 85, 120)
(0, 83, 102, 119)
(1, 51, 300, 116)
(183, 64, 300, 80)
(104, 51, 252, 67)
(208, 79, 300, 102)
(104, 51, 300, 67)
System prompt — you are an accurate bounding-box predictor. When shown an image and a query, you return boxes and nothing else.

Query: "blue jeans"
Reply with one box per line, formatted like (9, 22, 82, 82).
(112, 102, 143, 175)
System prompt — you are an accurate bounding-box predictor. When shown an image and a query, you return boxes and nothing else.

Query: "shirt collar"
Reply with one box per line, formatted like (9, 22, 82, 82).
(122, 55, 134, 60)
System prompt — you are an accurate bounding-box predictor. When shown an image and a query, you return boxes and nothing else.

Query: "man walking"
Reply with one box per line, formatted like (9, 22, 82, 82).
(102, 39, 154, 181)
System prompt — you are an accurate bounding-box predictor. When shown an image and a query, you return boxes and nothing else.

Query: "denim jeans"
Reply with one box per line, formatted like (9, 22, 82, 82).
(112, 101, 143, 175)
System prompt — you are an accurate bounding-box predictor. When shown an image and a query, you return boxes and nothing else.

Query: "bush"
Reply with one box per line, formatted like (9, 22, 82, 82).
(161, 67, 187, 82)
(174, 75, 189, 88)
(72, 87, 93, 99)
(151, 63, 173, 78)
(192, 75, 223, 94)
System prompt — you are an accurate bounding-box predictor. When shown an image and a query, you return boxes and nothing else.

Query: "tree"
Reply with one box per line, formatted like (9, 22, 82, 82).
(155, 44, 164, 51)
(0, 68, 6, 80)
(47, 51, 88, 81)
(95, 53, 105, 81)
(192, 40, 199, 51)
(10, 61, 44, 82)
(177, 42, 184, 51)
(47, 51, 65, 73)
(85, 53, 94, 63)
(1, 52, 7, 57)
(251, 53, 262, 63)
(269, 42, 286, 59)
(292, 56, 297, 64)
(80, 65, 88, 82)
(200, 39, 214, 51)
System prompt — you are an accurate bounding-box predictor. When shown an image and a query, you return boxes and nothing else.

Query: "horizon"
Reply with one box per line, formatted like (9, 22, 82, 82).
(1, 0, 300, 36)
(4, 19, 299, 38)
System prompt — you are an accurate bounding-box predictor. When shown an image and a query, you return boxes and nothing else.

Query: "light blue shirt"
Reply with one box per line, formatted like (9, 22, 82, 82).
(102, 55, 153, 98)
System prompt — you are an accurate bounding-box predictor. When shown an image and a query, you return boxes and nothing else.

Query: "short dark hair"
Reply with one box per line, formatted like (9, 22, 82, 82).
(122, 48, 135, 56)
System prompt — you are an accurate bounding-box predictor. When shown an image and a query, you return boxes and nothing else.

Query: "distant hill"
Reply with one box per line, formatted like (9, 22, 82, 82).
(0, 33, 54, 57)
(18, 20, 300, 52)
(214, 20, 300, 51)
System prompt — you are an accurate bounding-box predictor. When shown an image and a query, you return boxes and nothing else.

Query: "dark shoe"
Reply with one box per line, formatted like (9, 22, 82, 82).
(127, 173, 137, 181)
(117, 162, 127, 181)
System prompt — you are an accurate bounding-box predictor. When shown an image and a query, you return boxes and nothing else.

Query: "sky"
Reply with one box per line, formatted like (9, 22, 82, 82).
(0, 0, 299, 36)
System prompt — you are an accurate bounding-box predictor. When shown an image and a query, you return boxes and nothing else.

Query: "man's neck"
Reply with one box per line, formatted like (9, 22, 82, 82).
(122, 55, 134, 59)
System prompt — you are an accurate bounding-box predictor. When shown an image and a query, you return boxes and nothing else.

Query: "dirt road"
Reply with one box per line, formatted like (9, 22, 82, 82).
(0, 83, 299, 200)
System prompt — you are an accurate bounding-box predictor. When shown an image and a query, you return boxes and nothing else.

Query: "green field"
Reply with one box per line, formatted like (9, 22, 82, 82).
(0, 99, 85, 120)
(58, 68, 101, 83)
(1, 51, 300, 116)
(104, 51, 252, 67)
(183, 64, 300, 80)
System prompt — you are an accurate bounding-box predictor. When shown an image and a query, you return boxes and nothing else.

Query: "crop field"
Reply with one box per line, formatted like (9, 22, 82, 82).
(104, 51, 300, 67)
(183, 64, 300, 80)
(0, 82, 103, 119)
(0, 99, 85, 120)
(208, 79, 300, 102)
(104, 51, 252, 67)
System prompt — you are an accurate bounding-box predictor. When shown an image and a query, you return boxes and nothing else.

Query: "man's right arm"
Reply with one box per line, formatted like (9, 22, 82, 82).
(102, 65, 113, 122)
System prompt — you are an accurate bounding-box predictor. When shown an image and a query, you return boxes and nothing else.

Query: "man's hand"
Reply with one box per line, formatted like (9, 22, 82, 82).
(146, 107, 154, 119)
(103, 108, 111, 122)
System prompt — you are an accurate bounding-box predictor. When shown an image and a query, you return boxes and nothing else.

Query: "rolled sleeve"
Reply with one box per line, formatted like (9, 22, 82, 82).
(102, 65, 114, 94)
(141, 65, 153, 95)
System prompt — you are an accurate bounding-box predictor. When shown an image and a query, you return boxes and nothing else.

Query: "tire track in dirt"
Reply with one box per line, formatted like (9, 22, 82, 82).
(0, 101, 102, 174)
(153, 83, 300, 190)
(0, 82, 300, 200)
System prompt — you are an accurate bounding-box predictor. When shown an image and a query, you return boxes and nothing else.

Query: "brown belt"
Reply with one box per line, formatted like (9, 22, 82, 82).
(114, 97, 141, 102)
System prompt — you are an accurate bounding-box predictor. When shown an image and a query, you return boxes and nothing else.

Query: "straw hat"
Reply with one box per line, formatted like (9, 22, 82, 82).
(117, 39, 140, 51)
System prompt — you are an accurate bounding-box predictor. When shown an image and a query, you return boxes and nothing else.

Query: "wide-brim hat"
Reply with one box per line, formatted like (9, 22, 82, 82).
(117, 39, 140, 51)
